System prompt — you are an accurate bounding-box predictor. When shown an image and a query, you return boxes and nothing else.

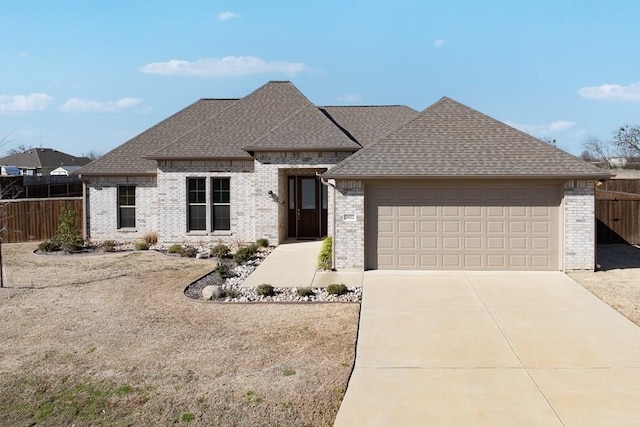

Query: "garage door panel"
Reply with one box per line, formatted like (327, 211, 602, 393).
(368, 183, 560, 270)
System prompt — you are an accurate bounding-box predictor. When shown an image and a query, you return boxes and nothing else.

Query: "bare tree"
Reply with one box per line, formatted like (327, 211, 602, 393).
(82, 150, 103, 160)
(614, 125, 640, 157)
(6, 143, 32, 156)
(583, 136, 617, 168)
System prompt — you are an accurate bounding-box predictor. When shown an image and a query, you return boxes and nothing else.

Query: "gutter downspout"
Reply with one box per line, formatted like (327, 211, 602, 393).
(318, 173, 337, 270)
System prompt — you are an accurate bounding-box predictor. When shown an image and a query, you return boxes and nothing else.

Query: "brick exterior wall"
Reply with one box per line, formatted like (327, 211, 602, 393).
(333, 180, 365, 270)
(156, 160, 255, 244)
(563, 180, 596, 271)
(86, 176, 157, 241)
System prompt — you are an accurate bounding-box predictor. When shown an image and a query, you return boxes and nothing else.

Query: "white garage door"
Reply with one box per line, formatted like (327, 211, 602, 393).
(366, 182, 561, 270)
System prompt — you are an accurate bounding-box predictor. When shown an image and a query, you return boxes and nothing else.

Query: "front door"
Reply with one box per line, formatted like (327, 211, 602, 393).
(288, 175, 327, 238)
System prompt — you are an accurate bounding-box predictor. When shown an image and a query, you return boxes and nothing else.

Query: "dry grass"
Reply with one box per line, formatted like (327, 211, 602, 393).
(0, 243, 359, 426)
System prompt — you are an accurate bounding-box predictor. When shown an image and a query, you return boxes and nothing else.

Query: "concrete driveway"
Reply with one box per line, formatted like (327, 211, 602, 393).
(335, 271, 640, 426)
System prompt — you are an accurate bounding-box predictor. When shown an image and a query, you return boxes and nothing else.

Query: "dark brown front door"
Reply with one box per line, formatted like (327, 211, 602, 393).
(287, 176, 327, 238)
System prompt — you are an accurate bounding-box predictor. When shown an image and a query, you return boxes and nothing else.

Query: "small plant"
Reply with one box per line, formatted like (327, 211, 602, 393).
(226, 289, 239, 299)
(256, 283, 275, 297)
(53, 208, 84, 253)
(296, 287, 314, 297)
(214, 263, 230, 278)
(134, 241, 150, 251)
(167, 243, 182, 254)
(256, 237, 269, 248)
(142, 230, 158, 245)
(180, 412, 195, 423)
(100, 240, 117, 252)
(282, 369, 296, 377)
(38, 240, 60, 252)
(326, 283, 348, 296)
(233, 244, 258, 264)
(210, 243, 230, 259)
(317, 236, 332, 270)
(179, 246, 198, 258)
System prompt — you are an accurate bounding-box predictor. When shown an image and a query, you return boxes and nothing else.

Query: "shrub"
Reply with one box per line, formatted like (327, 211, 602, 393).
(210, 243, 230, 259)
(167, 243, 182, 254)
(296, 287, 314, 297)
(38, 240, 60, 252)
(214, 263, 231, 278)
(134, 241, 150, 251)
(256, 283, 275, 297)
(142, 231, 158, 245)
(326, 283, 348, 296)
(317, 236, 332, 270)
(256, 238, 269, 248)
(53, 208, 84, 253)
(233, 244, 258, 264)
(226, 289, 239, 299)
(100, 240, 117, 252)
(179, 246, 198, 258)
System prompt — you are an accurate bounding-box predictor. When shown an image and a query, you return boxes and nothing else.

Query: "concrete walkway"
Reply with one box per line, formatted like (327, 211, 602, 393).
(241, 240, 363, 288)
(335, 271, 640, 426)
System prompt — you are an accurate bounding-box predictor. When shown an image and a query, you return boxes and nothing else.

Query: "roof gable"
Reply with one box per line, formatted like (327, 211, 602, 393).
(326, 97, 610, 179)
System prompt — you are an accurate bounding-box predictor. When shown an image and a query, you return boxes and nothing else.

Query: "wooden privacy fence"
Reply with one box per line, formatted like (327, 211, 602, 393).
(596, 190, 640, 244)
(0, 197, 83, 243)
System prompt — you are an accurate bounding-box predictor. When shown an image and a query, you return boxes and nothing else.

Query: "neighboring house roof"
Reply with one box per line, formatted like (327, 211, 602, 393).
(325, 97, 612, 179)
(79, 98, 238, 175)
(321, 105, 419, 146)
(51, 165, 84, 175)
(0, 148, 90, 169)
(148, 81, 318, 159)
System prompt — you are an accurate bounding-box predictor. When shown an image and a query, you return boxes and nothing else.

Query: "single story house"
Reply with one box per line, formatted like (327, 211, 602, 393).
(79, 81, 610, 271)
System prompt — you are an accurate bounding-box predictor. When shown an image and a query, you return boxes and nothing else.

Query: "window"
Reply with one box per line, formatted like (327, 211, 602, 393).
(118, 185, 136, 228)
(187, 178, 206, 231)
(211, 178, 230, 230)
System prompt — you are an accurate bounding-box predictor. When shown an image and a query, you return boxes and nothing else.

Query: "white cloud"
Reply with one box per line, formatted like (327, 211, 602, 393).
(577, 82, 640, 101)
(139, 56, 307, 77)
(217, 11, 240, 21)
(433, 39, 446, 48)
(60, 97, 143, 112)
(0, 93, 53, 112)
(507, 120, 576, 135)
(337, 94, 362, 102)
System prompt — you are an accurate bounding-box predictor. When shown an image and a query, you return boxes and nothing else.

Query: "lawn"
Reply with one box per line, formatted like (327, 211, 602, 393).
(0, 243, 359, 426)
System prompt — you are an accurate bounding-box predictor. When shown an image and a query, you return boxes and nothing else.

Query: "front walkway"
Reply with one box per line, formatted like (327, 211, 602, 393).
(335, 271, 640, 426)
(241, 240, 362, 288)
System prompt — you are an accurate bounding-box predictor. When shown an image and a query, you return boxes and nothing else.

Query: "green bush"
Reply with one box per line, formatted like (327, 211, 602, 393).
(214, 263, 231, 278)
(167, 243, 182, 254)
(100, 240, 117, 252)
(134, 241, 150, 251)
(226, 289, 239, 299)
(256, 238, 269, 248)
(38, 240, 60, 252)
(326, 283, 348, 296)
(317, 236, 332, 270)
(52, 209, 84, 253)
(256, 284, 275, 297)
(210, 243, 230, 259)
(179, 246, 198, 258)
(233, 244, 258, 264)
(296, 287, 314, 297)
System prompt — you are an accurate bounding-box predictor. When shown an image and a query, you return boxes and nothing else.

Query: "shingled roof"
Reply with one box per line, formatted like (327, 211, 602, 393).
(321, 105, 419, 146)
(79, 98, 238, 175)
(325, 97, 611, 179)
(0, 148, 90, 169)
(148, 81, 319, 159)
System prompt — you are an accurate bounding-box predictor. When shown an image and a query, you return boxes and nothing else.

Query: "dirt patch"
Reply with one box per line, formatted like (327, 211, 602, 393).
(570, 244, 640, 327)
(0, 243, 359, 426)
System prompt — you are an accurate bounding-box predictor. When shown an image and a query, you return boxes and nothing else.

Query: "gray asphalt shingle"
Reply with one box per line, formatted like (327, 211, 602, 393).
(325, 97, 610, 179)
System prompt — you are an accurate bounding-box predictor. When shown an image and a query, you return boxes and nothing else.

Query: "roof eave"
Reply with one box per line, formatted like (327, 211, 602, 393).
(322, 172, 615, 180)
(142, 155, 252, 161)
(78, 172, 157, 178)
(242, 146, 359, 153)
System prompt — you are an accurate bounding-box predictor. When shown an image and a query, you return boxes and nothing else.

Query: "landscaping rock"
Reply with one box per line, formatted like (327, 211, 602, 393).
(202, 285, 219, 300)
(196, 252, 210, 259)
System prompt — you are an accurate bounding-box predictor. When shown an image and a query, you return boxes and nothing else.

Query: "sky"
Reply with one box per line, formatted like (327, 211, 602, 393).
(1, 0, 640, 158)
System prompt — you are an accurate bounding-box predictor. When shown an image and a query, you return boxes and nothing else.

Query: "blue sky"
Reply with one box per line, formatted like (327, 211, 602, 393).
(1, 0, 639, 157)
